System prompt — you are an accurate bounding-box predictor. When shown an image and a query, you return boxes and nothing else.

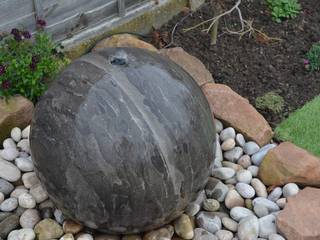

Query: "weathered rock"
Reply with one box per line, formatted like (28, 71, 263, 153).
(173, 214, 194, 239)
(160, 47, 214, 86)
(63, 219, 83, 234)
(259, 142, 320, 187)
(143, 225, 174, 240)
(34, 219, 64, 240)
(0, 213, 19, 239)
(95, 234, 120, 240)
(122, 234, 142, 240)
(277, 187, 320, 240)
(205, 177, 229, 202)
(92, 34, 158, 53)
(203, 199, 220, 212)
(202, 83, 273, 146)
(0, 96, 34, 143)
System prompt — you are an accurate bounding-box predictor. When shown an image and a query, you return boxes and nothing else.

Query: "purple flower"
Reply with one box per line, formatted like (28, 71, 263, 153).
(303, 59, 310, 65)
(14, 34, 22, 42)
(36, 19, 47, 27)
(10, 28, 20, 36)
(1, 80, 11, 90)
(0, 65, 5, 75)
(22, 31, 31, 39)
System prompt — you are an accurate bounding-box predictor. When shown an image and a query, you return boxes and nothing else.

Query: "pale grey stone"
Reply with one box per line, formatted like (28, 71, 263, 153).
(224, 147, 243, 163)
(282, 183, 299, 198)
(196, 212, 222, 234)
(251, 144, 277, 166)
(252, 197, 280, 213)
(258, 214, 277, 238)
(243, 141, 260, 155)
(236, 170, 252, 184)
(0, 159, 21, 182)
(268, 187, 282, 202)
(238, 215, 259, 240)
(235, 134, 245, 147)
(220, 128, 236, 142)
(230, 207, 254, 222)
(11, 127, 22, 142)
(235, 183, 255, 199)
(212, 168, 235, 180)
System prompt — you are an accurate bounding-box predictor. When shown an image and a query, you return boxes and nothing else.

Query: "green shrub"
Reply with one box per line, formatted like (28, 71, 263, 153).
(266, 0, 301, 23)
(0, 26, 69, 102)
(255, 91, 285, 114)
(305, 43, 320, 72)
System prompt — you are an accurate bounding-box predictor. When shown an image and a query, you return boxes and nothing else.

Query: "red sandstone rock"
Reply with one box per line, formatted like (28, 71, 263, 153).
(201, 83, 273, 146)
(277, 187, 320, 240)
(259, 142, 320, 187)
(160, 47, 214, 86)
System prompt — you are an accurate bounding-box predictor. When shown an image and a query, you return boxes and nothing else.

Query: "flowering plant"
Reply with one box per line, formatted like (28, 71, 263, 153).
(0, 21, 69, 102)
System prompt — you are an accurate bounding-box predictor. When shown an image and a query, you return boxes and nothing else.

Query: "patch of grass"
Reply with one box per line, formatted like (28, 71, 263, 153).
(255, 91, 285, 114)
(275, 96, 320, 157)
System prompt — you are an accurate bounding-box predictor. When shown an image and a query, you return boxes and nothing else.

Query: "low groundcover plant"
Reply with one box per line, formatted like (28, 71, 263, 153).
(0, 22, 69, 102)
(267, 0, 301, 23)
(305, 43, 320, 72)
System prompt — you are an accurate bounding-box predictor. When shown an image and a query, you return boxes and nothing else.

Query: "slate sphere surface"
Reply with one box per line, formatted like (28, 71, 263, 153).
(30, 47, 216, 234)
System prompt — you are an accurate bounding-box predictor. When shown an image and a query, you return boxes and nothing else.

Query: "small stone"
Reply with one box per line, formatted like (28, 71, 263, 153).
(212, 168, 235, 180)
(220, 128, 236, 142)
(0, 192, 4, 204)
(237, 215, 259, 240)
(0, 212, 11, 221)
(222, 162, 243, 172)
(225, 190, 244, 209)
(18, 192, 36, 208)
(0, 213, 20, 239)
(22, 126, 30, 139)
(236, 170, 252, 184)
(251, 144, 277, 166)
(245, 199, 253, 210)
(214, 138, 223, 168)
(221, 217, 238, 232)
(185, 203, 200, 217)
(0, 148, 19, 161)
(143, 225, 174, 240)
(258, 214, 277, 238)
(0, 159, 21, 182)
(243, 141, 260, 155)
(40, 207, 54, 219)
(224, 147, 243, 163)
(10, 186, 28, 198)
(95, 234, 120, 240)
(30, 184, 48, 203)
(237, 155, 251, 169)
(196, 211, 221, 234)
(174, 214, 194, 239)
(276, 198, 286, 209)
(8, 228, 35, 240)
(22, 172, 40, 189)
(282, 183, 299, 198)
(3, 138, 16, 149)
(0, 179, 14, 195)
(215, 230, 233, 240)
(268, 233, 285, 240)
(193, 228, 217, 240)
(247, 166, 259, 177)
(205, 178, 229, 202)
(224, 177, 237, 185)
(214, 119, 223, 133)
(20, 209, 41, 228)
(17, 139, 30, 153)
(252, 197, 280, 213)
(268, 187, 282, 202)
(235, 183, 255, 199)
(251, 178, 267, 198)
(0, 197, 18, 211)
(39, 199, 55, 209)
(34, 219, 64, 240)
(60, 233, 75, 240)
(77, 233, 94, 240)
(221, 139, 236, 151)
(235, 134, 245, 147)
(253, 203, 269, 218)
(54, 209, 65, 224)
(230, 207, 254, 222)
(15, 157, 34, 172)
(203, 199, 220, 212)
(11, 127, 22, 142)
(63, 220, 83, 234)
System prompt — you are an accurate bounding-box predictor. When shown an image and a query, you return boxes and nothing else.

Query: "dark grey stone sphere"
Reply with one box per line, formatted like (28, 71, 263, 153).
(30, 48, 216, 234)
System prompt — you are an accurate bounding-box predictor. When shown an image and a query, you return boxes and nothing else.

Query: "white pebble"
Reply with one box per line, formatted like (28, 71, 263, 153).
(22, 172, 40, 189)
(268, 233, 286, 240)
(235, 183, 255, 199)
(220, 127, 236, 141)
(253, 203, 269, 218)
(0, 158, 21, 182)
(77, 234, 93, 240)
(237, 155, 251, 169)
(0, 197, 18, 211)
(19, 192, 36, 208)
(258, 214, 277, 238)
(251, 143, 277, 166)
(22, 125, 31, 139)
(20, 209, 41, 228)
(0, 192, 4, 204)
(17, 139, 30, 153)
(243, 141, 260, 155)
(221, 138, 236, 151)
(276, 198, 286, 209)
(214, 119, 223, 133)
(8, 228, 35, 240)
(251, 178, 267, 198)
(224, 147, 244, 163)
(283, 183, 299, 198)
(212, 167, 236, 180)
(3, 138, 16, 149)
(11, 127, 22, 142)
(252, 197, 280, 213)
(215, 229, 233, 240)
(222, 217, 238, 232)
(237, 215, 259, 240)
(236, 170, 252, 184)
(247, 166, 259, 177)
(268, 187, 283, 202)
(0, 147, 19, 161)
(15, 157, 34, 172)
(10, 186, 28, 198)
(235, 134, 245, 147)
(30, 184, 48, 203)
(230, 207, 254, 221)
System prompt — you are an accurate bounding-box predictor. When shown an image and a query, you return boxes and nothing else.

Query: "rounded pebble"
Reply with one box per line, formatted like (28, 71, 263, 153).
(222, 217, 238, 232)
(0, 159, 21, 182)
(251, 178, 267, 198)
(0, 197, 18, 211)
(3, 138, 16, 149)
(238, 215, 259, 240)
(214, 119, 223, 133)
(22, 172, 40, 189)
(268, 233, 285, 240)
(235, 134, 245, 147)
(230, 207, 254, 222)
(11, 127, 22, 142)
(276, 198, 286, 209)
(203, 199, 220, 212)
(225, 189, 244, 209)
(215, 229, 233, 240)
(236, 170, 252, 184)
(224, 147, 243, 163)
(268, 187, 283, 202)
(258, 214, 277, 238)
(235, 183, 255, 199)
(212, 168, 236, 180)
(247, 166, 259, 177)
(283, 183, 299, 198)
(0, 148, 19, 161)
(220, 127, 236, 142)
(237, 155, 251, 169)
(174, 214, 194, 239)
(18, 192, 36, 208)
(196, 211, 222, 234)
(20, 209, 41, 228)
(15, 157, 34, 172)
(221, 139, 236, 151)
(243, 141, 260, 155)
(22, 126, 31, 139)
